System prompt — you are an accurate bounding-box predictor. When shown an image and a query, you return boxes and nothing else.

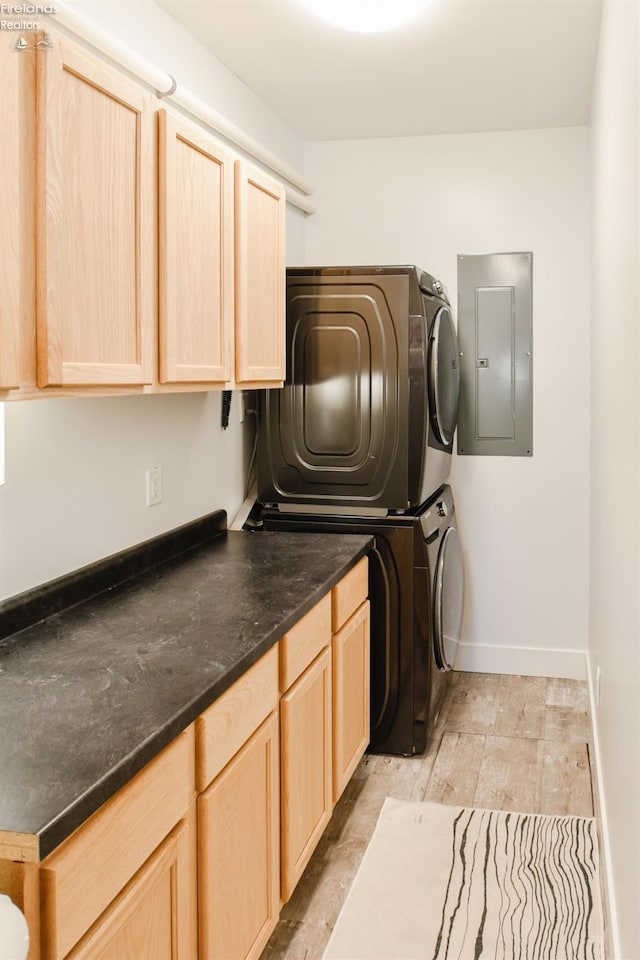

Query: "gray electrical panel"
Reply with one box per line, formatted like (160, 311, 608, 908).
(457, 252, 533, 457)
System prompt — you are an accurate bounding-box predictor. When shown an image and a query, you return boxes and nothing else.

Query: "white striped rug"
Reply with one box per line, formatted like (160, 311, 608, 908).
(323, 798, 603, 960)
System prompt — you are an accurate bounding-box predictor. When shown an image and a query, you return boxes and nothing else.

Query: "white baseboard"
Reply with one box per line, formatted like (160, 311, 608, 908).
(586, 656, 620, 960)
(454, 641, 587, 680)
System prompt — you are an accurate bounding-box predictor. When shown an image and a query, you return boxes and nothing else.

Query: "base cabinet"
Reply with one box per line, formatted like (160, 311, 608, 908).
(332, 600, 371, 804)
(0, 561, 369, 960)
(280, 647, 333, 903)
(65, 818, 195, 960)
(37, 728, 197, 960)
(198, 712, 279, 960)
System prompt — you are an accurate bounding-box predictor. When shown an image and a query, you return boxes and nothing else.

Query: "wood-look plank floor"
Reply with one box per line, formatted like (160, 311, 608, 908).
(260, 671, 594, 960)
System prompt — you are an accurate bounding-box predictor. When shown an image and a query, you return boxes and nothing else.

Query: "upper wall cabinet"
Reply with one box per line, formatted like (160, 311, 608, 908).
(0, 29, 287, 398)
(157, 123, 285, 389)
(235, 161, 286, 384)
(36, 36, 154, 387)
(158, 109, 233, 385)
(0, 29, 26, 390)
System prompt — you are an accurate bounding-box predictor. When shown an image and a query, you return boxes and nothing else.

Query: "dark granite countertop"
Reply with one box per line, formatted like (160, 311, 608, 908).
(0, 515, 372, 860)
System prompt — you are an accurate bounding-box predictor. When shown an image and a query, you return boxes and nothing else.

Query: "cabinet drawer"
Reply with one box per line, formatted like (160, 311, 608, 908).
(40, 727, 195, 960)
(279, 593, 331, 692)
(196, 645, 279, 790)
(332, 558, 368, 633)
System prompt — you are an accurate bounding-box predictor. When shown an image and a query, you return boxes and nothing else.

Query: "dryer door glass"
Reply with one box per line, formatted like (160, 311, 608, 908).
(434, 526, 464, 670)
(429, 306, 460, 446)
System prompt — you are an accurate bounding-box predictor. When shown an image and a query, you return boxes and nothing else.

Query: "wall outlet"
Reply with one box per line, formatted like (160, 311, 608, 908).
(146, 467, 162, 507)
(595, 666, 602, 708)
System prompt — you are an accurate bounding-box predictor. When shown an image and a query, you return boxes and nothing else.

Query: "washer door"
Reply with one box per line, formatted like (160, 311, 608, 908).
(428, 306, 460, 446)
(434, 525, 464, 670)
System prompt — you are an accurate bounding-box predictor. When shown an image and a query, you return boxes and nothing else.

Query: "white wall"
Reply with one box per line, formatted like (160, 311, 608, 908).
(305, 127, 591, 678)
(61, 0, 309, 260)
(589, 0, 640, 955)
(61, 0, 304, 165)
(0, 0, 306, 601)
(1, 393, 245, 599)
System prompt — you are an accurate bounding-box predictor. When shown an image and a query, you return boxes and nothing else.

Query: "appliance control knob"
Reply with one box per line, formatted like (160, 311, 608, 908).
(436, 500, 447, 518)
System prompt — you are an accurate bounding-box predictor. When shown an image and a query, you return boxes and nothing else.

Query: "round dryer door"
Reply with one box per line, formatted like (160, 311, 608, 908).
(434, 525, 464, 670)
(429, 306, 460, 446)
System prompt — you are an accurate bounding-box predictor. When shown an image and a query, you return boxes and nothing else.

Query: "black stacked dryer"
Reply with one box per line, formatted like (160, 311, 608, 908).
(257, 266, 464, 755)
(258, 265, 458, 512)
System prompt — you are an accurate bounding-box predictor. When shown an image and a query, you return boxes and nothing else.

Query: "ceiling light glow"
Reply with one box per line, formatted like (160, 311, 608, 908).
(297, 0, 431, 33)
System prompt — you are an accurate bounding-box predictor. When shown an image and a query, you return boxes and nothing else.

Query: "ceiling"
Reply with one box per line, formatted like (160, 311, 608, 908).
(153, 0, 602, 141)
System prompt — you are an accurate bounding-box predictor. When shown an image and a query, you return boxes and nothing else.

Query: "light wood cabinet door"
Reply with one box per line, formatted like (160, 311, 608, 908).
(198, 711, 279, 960)
(158, 109, 233, 385)
(0, 27, 21, 390)
(0, 28, 32, 390)
(36, 36, 153, 387)
(65, 817, 197, 960)
(234, 160, 285, 384)
(332, 601, 371, 804)
(280, 647, 332, 902)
